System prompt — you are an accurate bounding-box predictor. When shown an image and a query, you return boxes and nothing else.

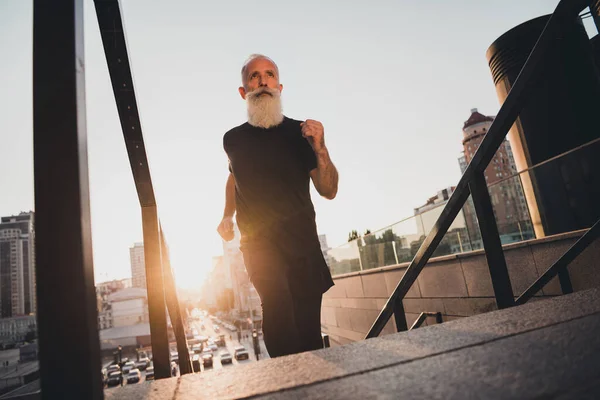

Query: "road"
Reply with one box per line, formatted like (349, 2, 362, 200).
(186, 315, 269, 373)
(105, 314, 268, 391)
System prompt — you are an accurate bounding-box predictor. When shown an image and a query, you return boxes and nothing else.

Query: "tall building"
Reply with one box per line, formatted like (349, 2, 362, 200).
(0, 212, 36, 318)
(129, 242, 146, 289)
(221, 225, 261, 323)
(459, 109, 533, 244)
(96, 278, 131, 330)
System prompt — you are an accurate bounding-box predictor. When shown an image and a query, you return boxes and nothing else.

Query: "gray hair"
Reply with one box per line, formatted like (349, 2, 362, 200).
(241, 54, 279, 88)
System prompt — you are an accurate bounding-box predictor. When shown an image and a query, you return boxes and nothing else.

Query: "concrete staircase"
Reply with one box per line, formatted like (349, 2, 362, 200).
(105, 287, 600, 400)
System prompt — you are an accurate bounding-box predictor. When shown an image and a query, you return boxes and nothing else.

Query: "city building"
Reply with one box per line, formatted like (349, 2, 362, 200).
(221, 225, 261, 324)
(108, 287, 149, 327)
(459, 109, 533, 244)
(413, 187, 473, 255)
(95, 278, 131, 330)
(0, 315, 36, 344)
(129, 242, 146, 289)
(0, 212, 36, 318)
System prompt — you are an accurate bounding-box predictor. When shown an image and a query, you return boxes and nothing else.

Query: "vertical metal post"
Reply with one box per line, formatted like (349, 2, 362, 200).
(33, 0, 102, 398)
(469, 172, 515, 309)
(160, 229, 192, 375)
(142, 206, 170, 379)
(557, 269, 574, 294)
(322, 334, 330, 348)
(435, 312, 443, 324)
(393, 296, 408, 332)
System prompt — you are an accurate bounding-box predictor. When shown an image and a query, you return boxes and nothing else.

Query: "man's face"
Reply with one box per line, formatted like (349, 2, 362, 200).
(239, 58, 283, 99)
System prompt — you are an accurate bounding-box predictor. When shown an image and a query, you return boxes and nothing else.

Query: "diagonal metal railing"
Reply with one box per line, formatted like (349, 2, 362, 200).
(366, 0, 596, 339)
(515, 219, 600, 305)
(93, 0, 192, 379)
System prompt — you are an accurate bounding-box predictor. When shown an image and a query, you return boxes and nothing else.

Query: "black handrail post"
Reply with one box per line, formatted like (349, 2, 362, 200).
(393, 296, 408, 332)
(435, 312, 443, 324)
(142, 206, 171, 379)
(322, 334, 331, 348)
(160, 229, 193, 375)
(33, 0, 103, 398)
(557, 269, 574, 295)
(470, 172, 515, 309)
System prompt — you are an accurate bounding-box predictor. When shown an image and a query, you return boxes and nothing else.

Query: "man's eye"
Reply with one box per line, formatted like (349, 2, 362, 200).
(267, 72, 274, 77)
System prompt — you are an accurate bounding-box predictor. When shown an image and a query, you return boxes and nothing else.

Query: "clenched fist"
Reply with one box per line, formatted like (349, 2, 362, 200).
(300, 119, 326, 154)
(217, 216, 235, 242)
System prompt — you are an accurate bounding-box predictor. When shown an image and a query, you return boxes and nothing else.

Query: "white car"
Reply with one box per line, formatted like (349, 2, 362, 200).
(127, 369, 141, 384)
(220, 351, 233, 364)
(121, 361, 136, 375)
(234, 345, 249, 361)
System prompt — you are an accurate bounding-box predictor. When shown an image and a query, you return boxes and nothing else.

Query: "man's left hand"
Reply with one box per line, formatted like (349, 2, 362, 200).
(301, 119, 326, 153)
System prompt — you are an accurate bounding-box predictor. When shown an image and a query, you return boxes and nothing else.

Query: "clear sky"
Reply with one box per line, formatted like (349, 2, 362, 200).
(0, 1, 597, 289)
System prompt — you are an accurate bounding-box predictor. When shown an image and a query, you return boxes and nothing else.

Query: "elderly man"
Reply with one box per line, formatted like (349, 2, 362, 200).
(217, 54, 338, 357)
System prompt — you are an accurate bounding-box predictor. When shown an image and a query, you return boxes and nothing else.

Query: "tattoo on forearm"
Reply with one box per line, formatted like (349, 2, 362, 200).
(315, 149, 339, 197)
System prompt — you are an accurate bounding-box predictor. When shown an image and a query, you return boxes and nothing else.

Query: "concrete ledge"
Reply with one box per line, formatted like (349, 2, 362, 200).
(105, 288, 600, 400)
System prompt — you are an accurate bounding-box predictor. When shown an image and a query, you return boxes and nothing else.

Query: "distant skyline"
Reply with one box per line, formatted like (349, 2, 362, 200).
(1, 1, 597, 288)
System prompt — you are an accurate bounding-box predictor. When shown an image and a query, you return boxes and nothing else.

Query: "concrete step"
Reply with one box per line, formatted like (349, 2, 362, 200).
(105, 287, 600, 400)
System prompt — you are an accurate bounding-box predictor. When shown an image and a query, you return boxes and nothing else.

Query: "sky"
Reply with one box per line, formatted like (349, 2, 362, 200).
(0, 0, 597, 289)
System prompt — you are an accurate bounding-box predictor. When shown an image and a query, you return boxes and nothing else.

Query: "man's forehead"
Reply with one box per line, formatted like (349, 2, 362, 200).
(246, 58, 278, 74)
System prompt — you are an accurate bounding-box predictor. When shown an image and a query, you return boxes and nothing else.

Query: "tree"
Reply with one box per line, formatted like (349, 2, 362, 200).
(347, 230, 359, 242)
(24, 325, 37, 343)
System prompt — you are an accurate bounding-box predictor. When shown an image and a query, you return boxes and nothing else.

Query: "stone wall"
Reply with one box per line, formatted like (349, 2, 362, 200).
(321, 229, 600, 346)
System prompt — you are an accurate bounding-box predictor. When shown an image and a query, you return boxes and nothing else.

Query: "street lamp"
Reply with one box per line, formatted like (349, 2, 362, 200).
(252, 329, 260, 360)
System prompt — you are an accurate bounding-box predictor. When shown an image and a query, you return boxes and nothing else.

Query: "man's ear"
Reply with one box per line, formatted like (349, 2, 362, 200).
(279, 84, 283, 93)
(238, 86, 247, 100)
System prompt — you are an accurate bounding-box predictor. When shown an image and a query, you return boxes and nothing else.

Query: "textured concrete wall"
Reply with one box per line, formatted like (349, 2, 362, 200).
(322, 230, 600, 346)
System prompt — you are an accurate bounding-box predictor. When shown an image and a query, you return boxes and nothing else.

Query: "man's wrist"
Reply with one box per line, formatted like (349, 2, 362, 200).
(315, 147, 329, 157)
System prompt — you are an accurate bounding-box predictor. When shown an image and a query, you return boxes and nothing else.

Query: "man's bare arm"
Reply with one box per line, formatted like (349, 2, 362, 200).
(301, 119, 338, 200)
(223, 172, 236, 217)
(310, 149, 338, 199)
(217, 173, 236, 241)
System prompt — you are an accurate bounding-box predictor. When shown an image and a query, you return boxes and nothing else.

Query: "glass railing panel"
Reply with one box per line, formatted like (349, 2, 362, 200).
(359, 216, 424, 271)
(486, 138, 600, 243)
(326, 239, 362, 275)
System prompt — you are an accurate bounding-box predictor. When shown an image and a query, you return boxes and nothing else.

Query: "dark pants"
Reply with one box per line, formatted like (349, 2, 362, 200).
(242, 244, 324, 358)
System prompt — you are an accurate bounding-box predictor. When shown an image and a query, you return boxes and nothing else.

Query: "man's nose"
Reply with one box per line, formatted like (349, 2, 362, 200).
(258, 75, 267, 86)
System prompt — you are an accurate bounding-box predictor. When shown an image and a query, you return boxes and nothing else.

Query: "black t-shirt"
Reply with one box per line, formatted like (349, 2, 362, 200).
(223, 116, 320, 251)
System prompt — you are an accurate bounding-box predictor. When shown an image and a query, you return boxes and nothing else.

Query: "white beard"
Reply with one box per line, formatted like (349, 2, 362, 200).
(246, 87, 284, 129)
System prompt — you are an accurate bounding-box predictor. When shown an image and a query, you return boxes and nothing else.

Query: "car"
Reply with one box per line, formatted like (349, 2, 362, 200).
(192, 344, 202, 354)
(216, 335, 226, 347)
(121, 361, 136, 375)
(106, 364, 121, 374)
(135, 357, 150, 371)
(191, 354, 201, 372)
(170, 351, 179, 364)
(213, 325, 220, 333)
(202, 353, 213, 368)
(220, 351, 233, 365)
(127, 369, 141, 384)
(200, 324, 205, 331)
(145, 366, 154, 381)
(106, 371, 122, 387)
(234, 345, 249, 361)
(209, 343, 218, 352)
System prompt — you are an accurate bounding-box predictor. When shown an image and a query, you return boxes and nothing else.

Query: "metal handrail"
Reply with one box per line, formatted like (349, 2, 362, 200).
(515, 219, 600, 305)
(409, 312, 443, 331)
(366, 0, 593, 339)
